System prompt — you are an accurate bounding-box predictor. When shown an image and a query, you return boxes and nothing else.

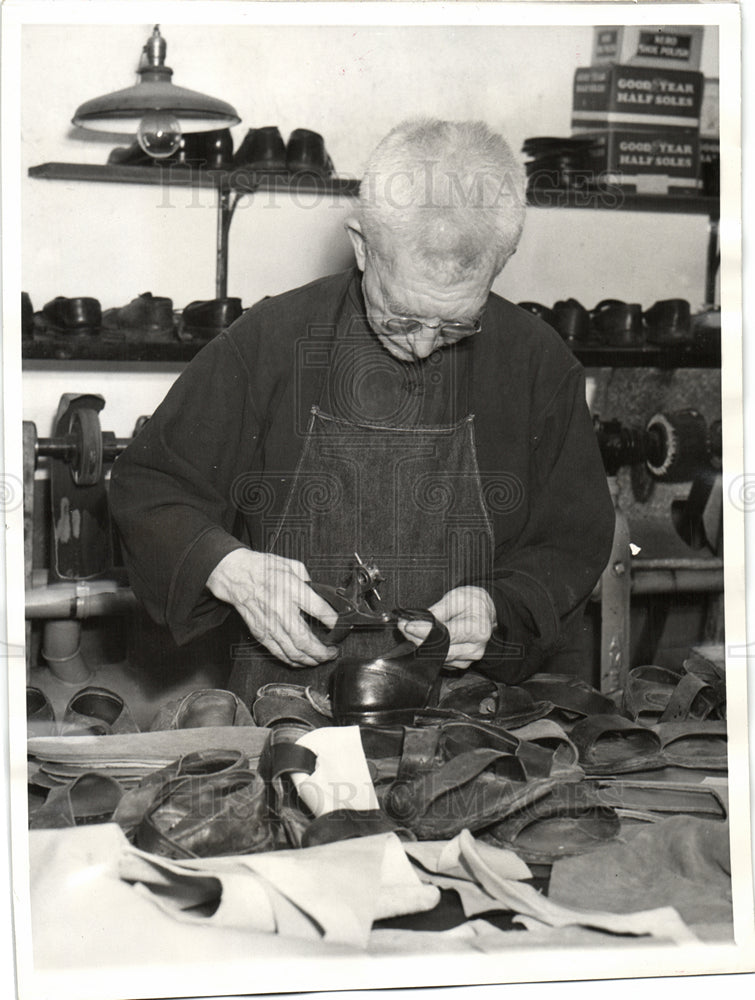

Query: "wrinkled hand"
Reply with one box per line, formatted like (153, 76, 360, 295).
(398, 585, 497, 669)
(206, 549, 339, 667)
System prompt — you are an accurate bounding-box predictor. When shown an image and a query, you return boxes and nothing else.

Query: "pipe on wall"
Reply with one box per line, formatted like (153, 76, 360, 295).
(25, 581, 138, 619)
(41, 619, 92, 683)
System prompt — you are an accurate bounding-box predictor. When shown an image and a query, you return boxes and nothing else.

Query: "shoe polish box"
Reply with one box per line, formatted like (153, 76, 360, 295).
(572, 65, 704, 131)
(571, 125, 701, 194)
(591, 26, 704, 70)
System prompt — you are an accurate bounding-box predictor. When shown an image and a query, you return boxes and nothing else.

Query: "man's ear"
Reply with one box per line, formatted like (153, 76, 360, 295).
(344, 217, 367, 271)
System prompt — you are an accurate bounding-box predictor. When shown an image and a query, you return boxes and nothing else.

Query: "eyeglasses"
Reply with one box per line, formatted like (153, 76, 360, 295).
(365, 249, 484, 344)
(383, 315, 483, 341)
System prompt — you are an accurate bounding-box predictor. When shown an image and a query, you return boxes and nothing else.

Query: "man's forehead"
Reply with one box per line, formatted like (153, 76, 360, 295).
(380, 253, 492, 307)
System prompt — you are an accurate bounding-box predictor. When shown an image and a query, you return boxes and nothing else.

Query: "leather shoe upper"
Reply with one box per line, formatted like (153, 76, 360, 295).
(179, 297, 243, 339)
(591, 299, 645, 346)
(61, 686, 139, 736)
(149, 688, 254, 731)
(331, 611, 450, 725)
(233, 126, 287, 170)
(41, 296, 102, 334)
(102, 292, 174, 337)
(286, 128, 333, 177)
(135, 768, 273, 858)
(173, 129, 234, 169)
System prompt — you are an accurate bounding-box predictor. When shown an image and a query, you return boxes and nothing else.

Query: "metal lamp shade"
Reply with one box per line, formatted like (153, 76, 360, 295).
(72, 80, 240, 134)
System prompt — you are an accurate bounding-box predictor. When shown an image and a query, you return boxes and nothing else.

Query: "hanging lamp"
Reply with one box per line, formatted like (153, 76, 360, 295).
(72, 25, 240, 158)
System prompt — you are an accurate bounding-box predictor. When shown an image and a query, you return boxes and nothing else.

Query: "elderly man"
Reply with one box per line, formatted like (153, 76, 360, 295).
(110, 118, 614, 705)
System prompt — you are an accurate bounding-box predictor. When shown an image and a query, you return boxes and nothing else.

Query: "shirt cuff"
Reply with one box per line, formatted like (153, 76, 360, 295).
(166, 526, 248, 645)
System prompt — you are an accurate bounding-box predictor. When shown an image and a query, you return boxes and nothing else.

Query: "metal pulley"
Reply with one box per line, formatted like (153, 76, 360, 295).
(593, 410, 723, 557)
(22, 393, 147, 581)
(32, 403, 134, 486)
(56, 405, 104, 486)
(644, 409, 710, 483)
(70, 407, 102, 485)
(593, 409, 722, 481)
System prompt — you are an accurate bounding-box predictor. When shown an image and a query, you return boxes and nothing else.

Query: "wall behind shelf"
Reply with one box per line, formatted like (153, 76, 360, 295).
(18, 22, 719, 434)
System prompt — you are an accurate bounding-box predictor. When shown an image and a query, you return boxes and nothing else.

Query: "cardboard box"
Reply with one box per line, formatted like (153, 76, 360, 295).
(592, 26, 704, 70)
(572, 65, 704, 130)
(700, 78, 719, 139)
(700, 136, 720, 163)
(699, 135, 719, 196)
(572, 126, 701, 194)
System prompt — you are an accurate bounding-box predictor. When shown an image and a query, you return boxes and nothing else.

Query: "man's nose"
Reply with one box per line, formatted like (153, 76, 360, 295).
(409, 323, 442, 358)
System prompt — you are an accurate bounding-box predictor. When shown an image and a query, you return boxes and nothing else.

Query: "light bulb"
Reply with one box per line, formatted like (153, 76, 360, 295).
(137, 111, 182, 159)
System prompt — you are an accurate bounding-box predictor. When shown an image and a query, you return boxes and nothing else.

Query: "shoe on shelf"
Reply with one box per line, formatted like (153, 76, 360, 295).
(286, 128, 334, 178)
(590, 299, 645, 347)
(551, 298, 591, 344)
(39, 296, 102, 336)
(644, 298, 693, 345)
(22, 292, 35, 339)
(102, 291, 175, 339)
(178, 297, 243, 340)
(233, 126, 287, 171)
(173, 129, 234, 170)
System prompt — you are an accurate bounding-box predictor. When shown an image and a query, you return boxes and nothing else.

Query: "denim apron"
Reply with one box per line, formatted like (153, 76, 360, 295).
(227, 331, 494, 703)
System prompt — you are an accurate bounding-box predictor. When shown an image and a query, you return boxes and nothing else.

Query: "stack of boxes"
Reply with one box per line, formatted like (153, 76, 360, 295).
(571, 26, 707, 195)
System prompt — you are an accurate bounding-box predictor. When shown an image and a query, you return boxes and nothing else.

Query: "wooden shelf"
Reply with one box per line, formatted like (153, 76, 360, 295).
(21, 331, 720, 368)
(25, 161, 720, 368)
(28, 163, 719, 215)
(28, 162, 361, 197)
(574, 342, 719, 369)
(22, 332, 204, 364)
(527, 185, 718, 215)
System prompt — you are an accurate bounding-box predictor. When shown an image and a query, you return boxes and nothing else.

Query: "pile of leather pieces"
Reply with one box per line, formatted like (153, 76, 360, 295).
(22, 290, 244, 346)
(518, 296, 717, 348)
(27, 647, 727, 875)
(107, 125, 335, 179)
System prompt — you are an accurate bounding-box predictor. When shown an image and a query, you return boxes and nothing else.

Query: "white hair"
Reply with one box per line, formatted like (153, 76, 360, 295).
(358, 118, 526, 283)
